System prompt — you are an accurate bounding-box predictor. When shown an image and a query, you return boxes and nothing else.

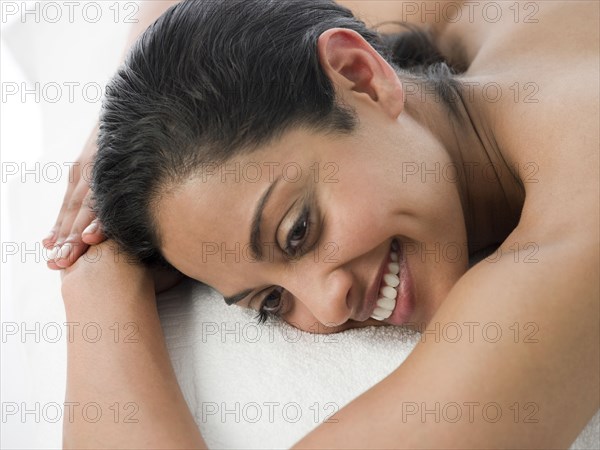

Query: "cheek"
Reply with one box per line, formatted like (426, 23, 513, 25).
(281, 300, 318, 332)
(320, 175, 393, 239)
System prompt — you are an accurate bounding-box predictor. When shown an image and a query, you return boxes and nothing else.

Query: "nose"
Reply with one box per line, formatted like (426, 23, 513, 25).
(286, 265, 354, 327)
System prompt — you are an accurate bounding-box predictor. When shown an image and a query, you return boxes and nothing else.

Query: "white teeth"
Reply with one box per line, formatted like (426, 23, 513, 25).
(383, 273, 400, 287)
(380, 285, 396, 299)
(372, 306, 392, 319)
(371, 240, 401, 321)
(376, 297, 396, 310)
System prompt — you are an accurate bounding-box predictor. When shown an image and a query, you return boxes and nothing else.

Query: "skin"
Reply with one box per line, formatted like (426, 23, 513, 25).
(56, 1, 599, 448)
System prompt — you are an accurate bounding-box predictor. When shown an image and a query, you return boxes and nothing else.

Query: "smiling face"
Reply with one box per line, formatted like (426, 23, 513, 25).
(154, 27, 470, 333)
(156, 116, 468, 333)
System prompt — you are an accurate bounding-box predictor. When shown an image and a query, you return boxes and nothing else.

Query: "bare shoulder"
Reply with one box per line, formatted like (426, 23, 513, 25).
(335, 0, 423, 29)
(462, 1, 599, 233)
(490, 65, 599, 191)
(335, 0, 459, 32)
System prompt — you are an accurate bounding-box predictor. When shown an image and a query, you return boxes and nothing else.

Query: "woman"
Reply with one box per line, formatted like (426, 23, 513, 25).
(44, 0, 598, 447)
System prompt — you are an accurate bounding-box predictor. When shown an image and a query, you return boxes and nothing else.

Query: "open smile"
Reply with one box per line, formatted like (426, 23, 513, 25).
(357, 238, 416, 326)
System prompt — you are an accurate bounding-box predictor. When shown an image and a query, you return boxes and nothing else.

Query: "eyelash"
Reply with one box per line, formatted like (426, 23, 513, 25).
(255, 288, 284, 324)
(255, 207, 312, 324)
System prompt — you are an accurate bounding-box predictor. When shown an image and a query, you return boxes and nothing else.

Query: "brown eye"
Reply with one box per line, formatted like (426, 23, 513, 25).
(289, 217, 308, 245)
(285, 207, 310, 256)
(262, 289, 282, 311)
(255, 287, 284, 324)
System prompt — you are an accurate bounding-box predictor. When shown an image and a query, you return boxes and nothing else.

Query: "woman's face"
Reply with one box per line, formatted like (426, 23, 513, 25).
(157, 117, 468, 334)
(156, 28, 469, 333)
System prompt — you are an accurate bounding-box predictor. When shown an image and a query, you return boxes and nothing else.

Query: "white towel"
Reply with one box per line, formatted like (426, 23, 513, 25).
(158, 279, 600, 449)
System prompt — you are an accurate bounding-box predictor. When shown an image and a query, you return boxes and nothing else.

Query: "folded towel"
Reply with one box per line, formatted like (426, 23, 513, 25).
(158, 279, 600, 449)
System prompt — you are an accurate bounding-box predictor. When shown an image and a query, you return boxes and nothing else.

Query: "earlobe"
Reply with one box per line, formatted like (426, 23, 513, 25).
(317, 28, 404, 120)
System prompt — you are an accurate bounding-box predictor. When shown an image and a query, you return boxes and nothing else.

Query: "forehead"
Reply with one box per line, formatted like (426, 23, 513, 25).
(162, 175, 254, 275)
(157, 163, 270, 282)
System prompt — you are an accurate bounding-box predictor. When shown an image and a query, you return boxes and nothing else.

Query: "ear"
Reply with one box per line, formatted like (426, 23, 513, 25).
(317, 28, 404, 120)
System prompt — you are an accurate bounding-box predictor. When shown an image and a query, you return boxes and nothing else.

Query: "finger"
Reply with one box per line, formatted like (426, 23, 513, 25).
(47, 184, 91, 270)
(81, 219, 107, 245)
(42, 230, 58, 249)
(54, 180, 90, 247)
(51, 240, 89, 270)
(53, 192, 97, 269)
(42, 164, 82, 249)
(47, 238, 90, 270)
(43, 187, 74, 249)
(47, 236, 89, 270)
(79, 190, 106, 245)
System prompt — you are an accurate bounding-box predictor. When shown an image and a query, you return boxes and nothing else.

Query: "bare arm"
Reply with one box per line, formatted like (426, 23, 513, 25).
(62, 223, 599, 448)
(61, 242, 205, 448)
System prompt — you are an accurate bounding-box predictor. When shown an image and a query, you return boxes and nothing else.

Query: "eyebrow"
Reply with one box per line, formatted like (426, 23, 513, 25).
(223, 288, 254, 306)
(223, 176, 281, 306)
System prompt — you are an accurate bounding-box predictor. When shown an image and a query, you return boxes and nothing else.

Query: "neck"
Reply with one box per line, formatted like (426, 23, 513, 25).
(402, 70, 525, 255)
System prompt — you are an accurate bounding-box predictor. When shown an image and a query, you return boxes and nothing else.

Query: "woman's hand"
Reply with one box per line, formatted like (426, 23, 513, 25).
(43, 125, 106, 270)
(43, 2, 183, 271)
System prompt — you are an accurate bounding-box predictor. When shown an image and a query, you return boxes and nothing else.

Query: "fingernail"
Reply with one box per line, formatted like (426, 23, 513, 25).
(48, 244, 61, 260)
(82, 221, 98, 235)
(43, 230, 55, 242)
(56, 243, 73, 261)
